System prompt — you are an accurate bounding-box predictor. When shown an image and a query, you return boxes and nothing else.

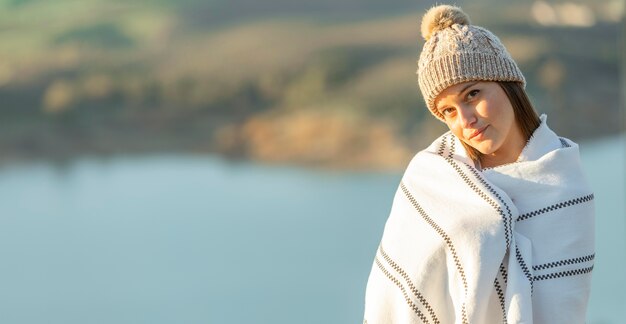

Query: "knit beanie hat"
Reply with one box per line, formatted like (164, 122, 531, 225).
(417, 5, 526, 121)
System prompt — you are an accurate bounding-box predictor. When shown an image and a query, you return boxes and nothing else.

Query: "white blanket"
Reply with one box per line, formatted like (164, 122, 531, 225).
(363, 115, 595, 324)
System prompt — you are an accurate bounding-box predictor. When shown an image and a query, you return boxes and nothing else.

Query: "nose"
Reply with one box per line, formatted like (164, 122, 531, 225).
(457, 105, 477, 128)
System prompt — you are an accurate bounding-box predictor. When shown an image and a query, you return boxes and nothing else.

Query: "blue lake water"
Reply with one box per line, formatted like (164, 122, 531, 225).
(0, 134, 623, 324)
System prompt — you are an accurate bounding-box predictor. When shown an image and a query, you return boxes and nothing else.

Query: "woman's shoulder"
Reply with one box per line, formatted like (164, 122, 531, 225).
(517, 114, 579, 163)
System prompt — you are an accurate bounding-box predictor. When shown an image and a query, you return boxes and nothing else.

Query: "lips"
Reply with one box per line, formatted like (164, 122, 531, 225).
(468, 125, 488, 140)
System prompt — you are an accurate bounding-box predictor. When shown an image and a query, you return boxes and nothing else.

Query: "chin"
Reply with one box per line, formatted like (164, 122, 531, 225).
(474, 143, 497, 155)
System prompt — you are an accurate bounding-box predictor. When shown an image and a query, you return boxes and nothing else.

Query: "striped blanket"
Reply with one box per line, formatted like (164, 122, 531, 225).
(363, 115, 595, 323)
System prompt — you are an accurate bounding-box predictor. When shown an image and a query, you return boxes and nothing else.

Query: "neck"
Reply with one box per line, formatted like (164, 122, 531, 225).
(480, 150, 520, 168)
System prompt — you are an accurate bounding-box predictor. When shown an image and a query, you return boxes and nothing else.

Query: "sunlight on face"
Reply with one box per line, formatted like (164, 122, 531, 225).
(434, 81, 525, 167)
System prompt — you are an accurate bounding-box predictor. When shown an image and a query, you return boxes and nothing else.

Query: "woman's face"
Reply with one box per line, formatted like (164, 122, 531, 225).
(434, 81, 525, 166)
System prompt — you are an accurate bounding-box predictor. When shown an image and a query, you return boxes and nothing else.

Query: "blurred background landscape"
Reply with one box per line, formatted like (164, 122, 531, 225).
(0, 0, 622, 169)
(0, 0, 624, 323)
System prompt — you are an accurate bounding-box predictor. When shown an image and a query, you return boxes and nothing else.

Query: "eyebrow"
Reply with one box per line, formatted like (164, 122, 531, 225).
(436, 81, 480, 111)
(458, 81, 479, 96)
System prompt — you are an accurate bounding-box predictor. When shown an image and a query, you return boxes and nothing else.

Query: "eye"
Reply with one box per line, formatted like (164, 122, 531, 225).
(466, 89, 480, 100)
(441, 107, 456, 117)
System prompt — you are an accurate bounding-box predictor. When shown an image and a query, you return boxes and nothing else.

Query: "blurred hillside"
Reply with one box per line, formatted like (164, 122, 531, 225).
(0, 0, 622, 169)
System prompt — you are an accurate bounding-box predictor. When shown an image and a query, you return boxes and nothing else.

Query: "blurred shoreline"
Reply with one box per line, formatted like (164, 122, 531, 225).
(1, 131, 623, 173)
(0, 0, 622, 170)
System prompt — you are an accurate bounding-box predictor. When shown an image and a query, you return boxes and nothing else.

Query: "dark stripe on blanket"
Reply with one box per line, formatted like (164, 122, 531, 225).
(438, 133, 514, 250)
(379, 245, 440, 324)
(438, 135, 447, 156)
(494, 261, 508, 322)
(436, 135, 513, 249)
(400, 182, 469, 324)
(533, 265, 594, 281)
(448, 134, 455, 158)
(493, 276, 508, 324)
(559, 137, 571, 148)
(516, 246, 534, 293)
(533, 253, 595, 271)
(374, 256, 430, 323)
(499, 262, 508, 285)
(462, 164, 513, 249)
(516, 194, 594, 222)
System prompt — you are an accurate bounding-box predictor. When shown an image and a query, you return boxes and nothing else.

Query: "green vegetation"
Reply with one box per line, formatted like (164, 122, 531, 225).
(53, 23, 135, 48)
(0, 0, 620, 169)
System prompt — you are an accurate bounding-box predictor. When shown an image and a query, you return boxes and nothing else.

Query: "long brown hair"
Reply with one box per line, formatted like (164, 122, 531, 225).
(460, 81, 541, 163)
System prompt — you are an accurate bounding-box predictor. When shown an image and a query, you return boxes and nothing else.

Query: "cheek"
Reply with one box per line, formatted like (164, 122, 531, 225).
(477, 100, 497, 117)
(445, 121, 464, 139)
(491, 94, 513, 117)
(495, 102, 516, 130)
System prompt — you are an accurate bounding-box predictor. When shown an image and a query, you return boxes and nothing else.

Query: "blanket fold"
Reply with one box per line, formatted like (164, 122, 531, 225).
(364, 115, 594, 324)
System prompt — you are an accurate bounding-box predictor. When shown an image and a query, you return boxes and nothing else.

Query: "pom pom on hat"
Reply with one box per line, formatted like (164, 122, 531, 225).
(420, 5, 470, 41)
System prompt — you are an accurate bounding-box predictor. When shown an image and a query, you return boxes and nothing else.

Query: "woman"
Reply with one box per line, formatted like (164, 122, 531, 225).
(363, 5, 595, 324)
